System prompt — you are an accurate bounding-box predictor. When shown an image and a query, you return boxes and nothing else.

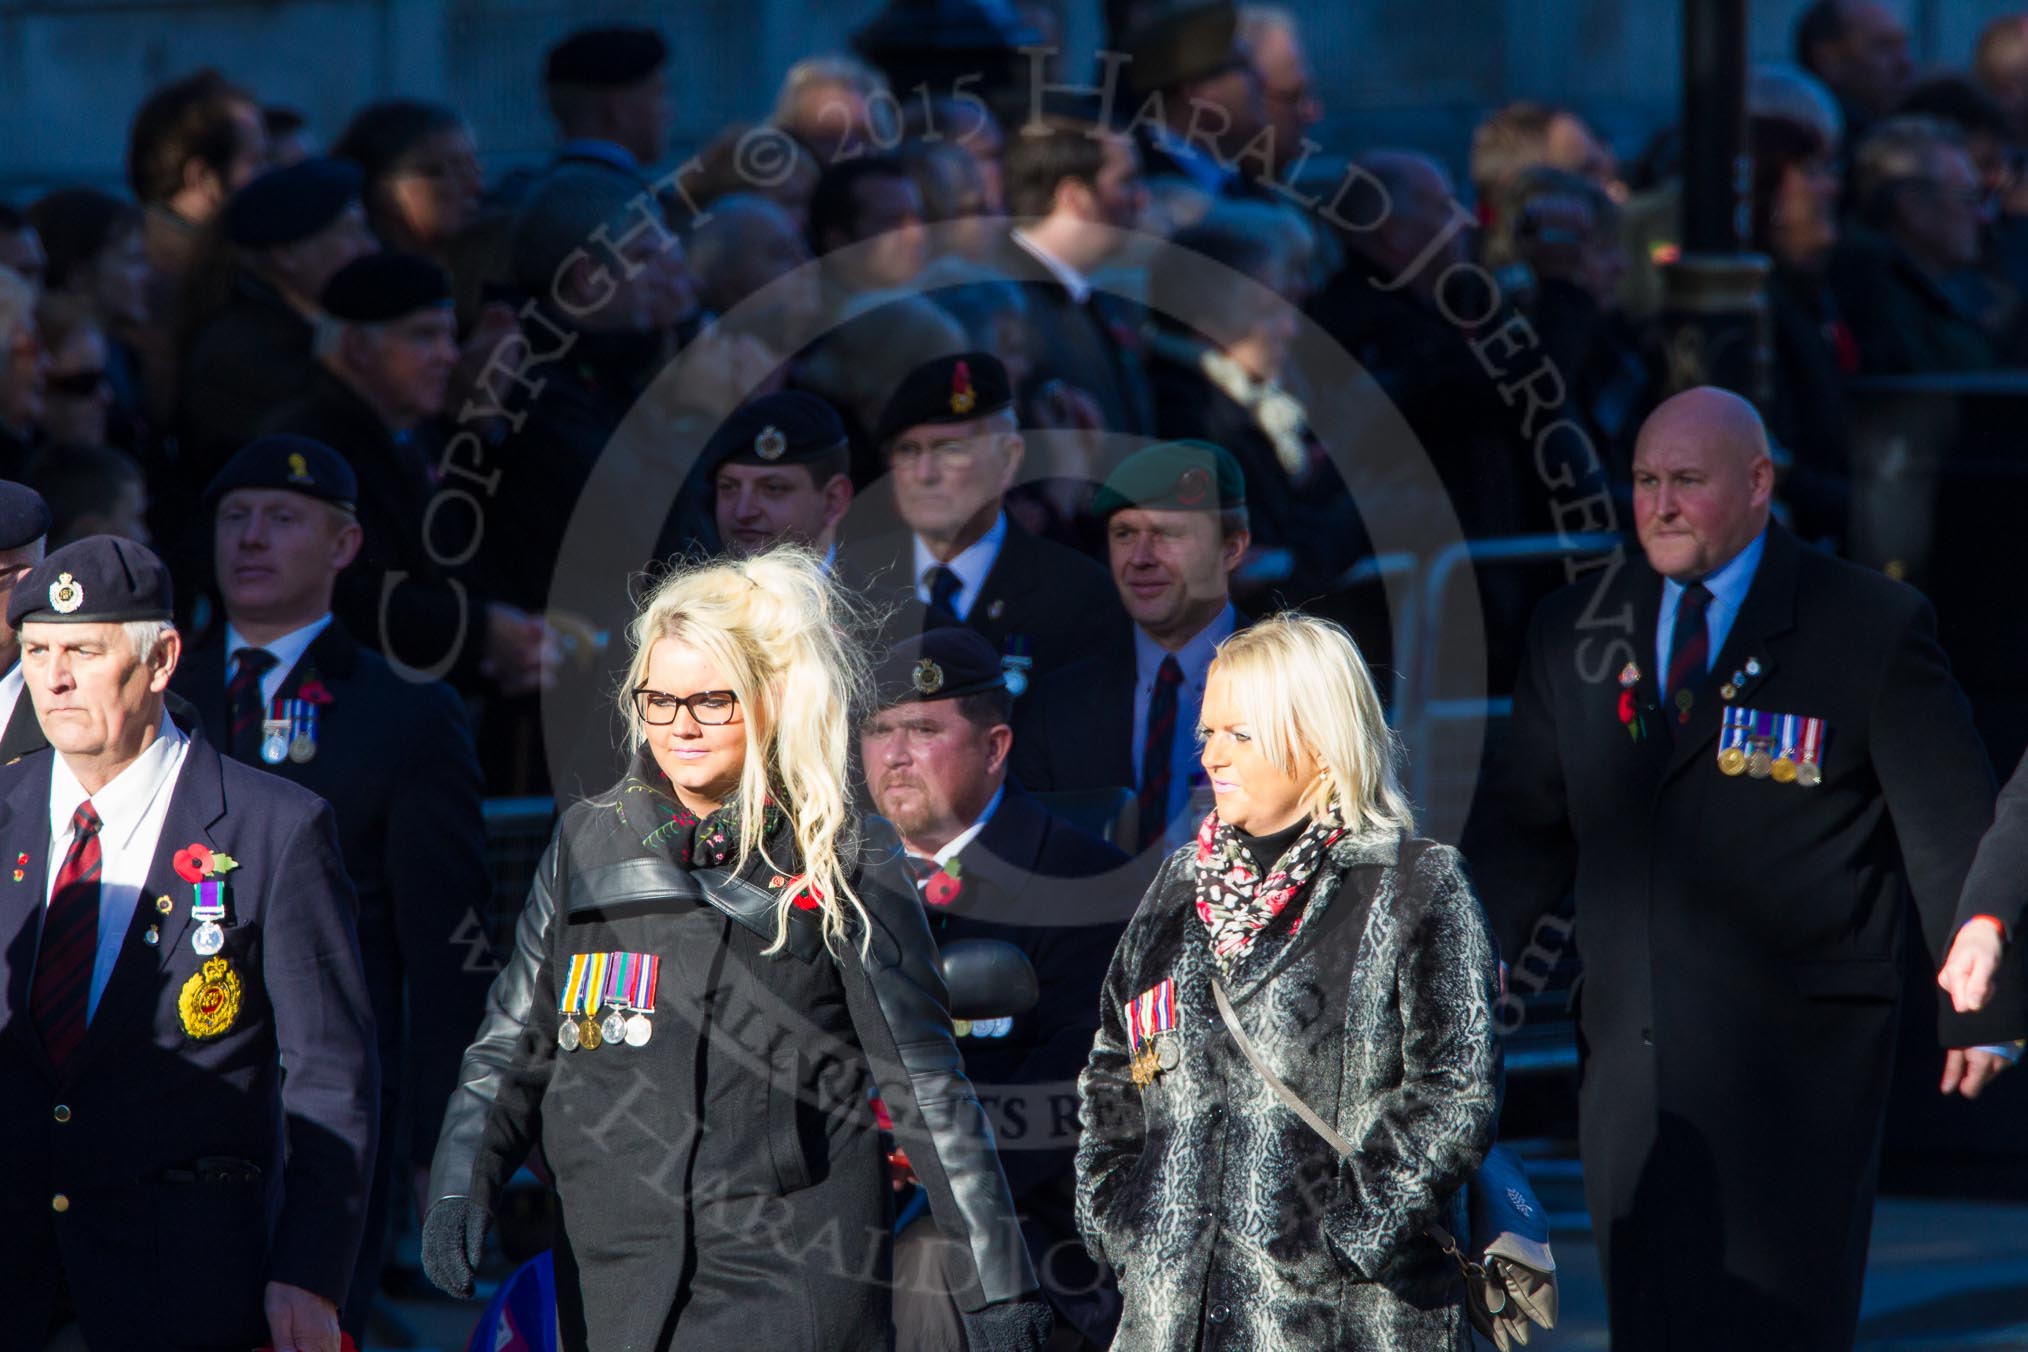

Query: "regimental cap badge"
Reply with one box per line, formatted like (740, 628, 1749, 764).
(1174, 467, 1211, 507)
(48, 572, 81, 614)
(912, 657, 945, 695)
(949, 359, 976, 415)
(286, 451, 312, 484)
(754, 425, 787, 461)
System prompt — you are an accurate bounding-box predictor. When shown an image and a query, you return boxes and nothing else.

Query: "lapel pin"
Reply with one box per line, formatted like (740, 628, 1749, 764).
(1745, 658, 1761, 676)
(987, 599, 1005, 621)
(144, 926, 159, 946)
(155, 894, 174, 915)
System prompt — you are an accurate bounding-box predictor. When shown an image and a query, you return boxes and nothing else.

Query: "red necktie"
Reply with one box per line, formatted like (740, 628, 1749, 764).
(1138, 656, 1185, 850)
(33, 801, 104, 1072)
(1664, 582, 1714, 733)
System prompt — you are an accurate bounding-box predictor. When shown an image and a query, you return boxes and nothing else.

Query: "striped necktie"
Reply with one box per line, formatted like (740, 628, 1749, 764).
(227, 647, 277, 761)
(33, 801, 103, 1072)
(1137, 656, 1185, 850)
(1664, 581, 1713, 733)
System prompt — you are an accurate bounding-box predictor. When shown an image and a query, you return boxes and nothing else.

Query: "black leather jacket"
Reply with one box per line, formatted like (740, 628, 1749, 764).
(428, 794, 1037, 1336)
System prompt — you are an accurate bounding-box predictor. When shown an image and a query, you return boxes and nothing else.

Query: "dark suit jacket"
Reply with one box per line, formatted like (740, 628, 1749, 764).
(1959, 747, 2028, 939)
(179, 269, 320, 482)
(1462, 523, 2024, 1350)
(265, 371, 486, 686)
(0, 722, 377, 1346)
(840, 516, 1128, 685)
(171, 619, 492, 1161)
(918, 778, 1135, 1339)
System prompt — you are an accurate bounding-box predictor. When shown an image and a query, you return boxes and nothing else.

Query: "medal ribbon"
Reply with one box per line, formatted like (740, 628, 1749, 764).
(1801, 716, 1824, 771)
(1778, 712, 1798, 758)
(631, 953, 659, 1012)
(192, 878, 226, 920)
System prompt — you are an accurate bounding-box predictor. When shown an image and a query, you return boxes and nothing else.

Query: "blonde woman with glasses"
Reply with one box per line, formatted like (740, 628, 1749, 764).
(421, 548, 1050, 1351)
(1076, 613, 1501, 1350)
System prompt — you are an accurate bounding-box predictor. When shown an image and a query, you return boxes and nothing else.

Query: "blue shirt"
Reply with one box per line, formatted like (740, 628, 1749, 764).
(1654, 527, 1767, 684)
(1133, 605, 1238, 849)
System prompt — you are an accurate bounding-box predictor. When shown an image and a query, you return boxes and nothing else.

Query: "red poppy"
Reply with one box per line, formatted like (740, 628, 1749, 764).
(924, 871, 962, 907)
(788, 875, 825, 910)
(295, 680, 334, 705)
(1617, 690, 1637, 724)
(172, 843, 214, 883)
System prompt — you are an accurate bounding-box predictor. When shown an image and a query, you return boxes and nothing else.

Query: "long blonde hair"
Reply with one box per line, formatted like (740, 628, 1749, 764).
(1207, 613, 1416, 835)
(619, 547, 874, 955)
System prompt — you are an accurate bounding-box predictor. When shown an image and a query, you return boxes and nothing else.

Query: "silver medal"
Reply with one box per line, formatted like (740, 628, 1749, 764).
(192, 920, 224, 956)
(288, 732, 316, 764)
(261, 722, 289, 765)
(600, 1009, 628, 1045)
(1156, 1037, 1180, 1071)
(557, 1018, 581, 1051)
(624, 1013, 653, 1047)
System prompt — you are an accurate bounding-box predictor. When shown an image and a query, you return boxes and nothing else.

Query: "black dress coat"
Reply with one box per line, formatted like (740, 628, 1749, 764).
(172, 619, 493, 1330)
(839, 517, 1129, 688)
(264, 370, 488, 685)
(917, 780, 1135, 1339)
(0, 723, 378, 1347)
(1077, 832, 1499, 1351)
(178, 269, 321, 482)
(1958, 746, 2028, 939)
(1463, 523, 2028, 1351)
(428, 790, 1037, 1351)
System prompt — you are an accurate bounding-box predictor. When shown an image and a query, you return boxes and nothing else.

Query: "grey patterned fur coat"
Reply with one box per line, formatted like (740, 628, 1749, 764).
(1076, 830, 1501, 1351)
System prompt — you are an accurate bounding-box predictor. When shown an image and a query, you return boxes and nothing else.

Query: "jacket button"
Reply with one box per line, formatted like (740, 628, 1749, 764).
(52, 1104, 70, 1123)
(51, 1194, 69, 1213)
(1208, 1302, 1231, 1324)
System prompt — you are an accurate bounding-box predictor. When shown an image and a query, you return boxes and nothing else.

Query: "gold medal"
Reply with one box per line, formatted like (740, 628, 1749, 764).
(178, 957, 242, 1039)
(1770, 756, 1798, 784)
(578, 1016, 603, 1050)
(1717, 747, 1747, 776)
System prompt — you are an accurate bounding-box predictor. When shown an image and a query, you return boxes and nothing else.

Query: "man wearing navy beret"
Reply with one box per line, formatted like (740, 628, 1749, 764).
(840, 351, 1126, 692)
(700, 390, 856, 559)
(171, 433, 493, 1341)
(0, 480, 52, 760)
(179, 157, 376, 480)
(0, 533, 377, 1350)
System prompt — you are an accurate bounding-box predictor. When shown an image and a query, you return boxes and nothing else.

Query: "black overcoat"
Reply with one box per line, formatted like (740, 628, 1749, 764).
(1464, 523, 2028, 1350)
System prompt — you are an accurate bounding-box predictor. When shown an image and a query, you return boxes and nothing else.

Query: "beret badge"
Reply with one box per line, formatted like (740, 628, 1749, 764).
(1174, 467, 1211, 507)
(755, 426, 787, 461)
(912, 658, 945, 695)
(48, 572, 82, 614)
(949, 360, 976, 415)
(287, 452, 313, 484)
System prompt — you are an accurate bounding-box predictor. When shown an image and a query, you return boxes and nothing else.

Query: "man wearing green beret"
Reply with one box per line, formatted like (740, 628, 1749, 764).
(1013, 440, 1251, 854)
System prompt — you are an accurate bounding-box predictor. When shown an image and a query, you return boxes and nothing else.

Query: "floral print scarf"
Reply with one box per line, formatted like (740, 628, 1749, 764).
(1193, 808, 1345, 973)
(619, 752, 788, 871)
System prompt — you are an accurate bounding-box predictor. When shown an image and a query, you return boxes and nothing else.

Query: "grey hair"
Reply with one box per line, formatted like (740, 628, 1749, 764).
(1854, 114, 1966, 225)
(122, 620, 175, 665)
(771, 55, 888, 130)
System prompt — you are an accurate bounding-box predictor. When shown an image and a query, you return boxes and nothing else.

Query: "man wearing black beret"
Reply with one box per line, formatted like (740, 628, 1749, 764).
(178, 157, 376, 480)
(262, 252, 548, 694)
(840, 351, 1126, 692)
(1014, 440, 1253, 856)
(544, 25, 673, 184)
(861, 627, 1131, 1349)
(170, 433, 493, 1342)
(700, 390, 855, 559)
(0, 481, 51, 761)
(0, 534, 377, 1351)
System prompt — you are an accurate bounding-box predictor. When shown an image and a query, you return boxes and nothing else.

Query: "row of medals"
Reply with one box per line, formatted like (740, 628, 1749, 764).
(261, 722, 316, 764)
(558, 1002, 653, 1051)
(1718, 738, 1821, 785)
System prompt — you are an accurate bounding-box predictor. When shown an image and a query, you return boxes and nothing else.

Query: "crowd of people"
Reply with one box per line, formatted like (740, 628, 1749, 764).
(5, 0, 2028, 1350)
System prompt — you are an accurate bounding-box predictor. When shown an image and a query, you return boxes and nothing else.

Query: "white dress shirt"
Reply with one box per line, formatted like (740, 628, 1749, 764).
(1133, 605, 1239, 849)
(223, 613, 334, 710)
(912, 512, 1009, 622)
(47, 710, 190, 1021)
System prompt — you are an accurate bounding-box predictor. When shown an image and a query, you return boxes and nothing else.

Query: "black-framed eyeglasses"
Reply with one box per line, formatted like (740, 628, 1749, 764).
(633, 687, 740, 726)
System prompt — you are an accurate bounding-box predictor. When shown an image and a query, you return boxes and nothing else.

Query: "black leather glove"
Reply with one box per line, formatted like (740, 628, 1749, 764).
(421, 1196, 490, 1298)
(962, 1296, 1054, 1352)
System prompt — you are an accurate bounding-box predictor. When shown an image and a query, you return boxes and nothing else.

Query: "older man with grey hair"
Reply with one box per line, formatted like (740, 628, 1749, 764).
(1830, 114, 2001, 373)
(0, 533, 377, 1351)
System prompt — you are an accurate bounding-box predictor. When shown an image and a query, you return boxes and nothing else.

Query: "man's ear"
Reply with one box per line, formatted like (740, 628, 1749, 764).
(149, 627, 183, 693)
(821, 474, 854, 531)
(1220, 527, 1252, 574)
(985, 722, 1014, 777)
(330, 515, 365, 571)
(997, 431, 1025, 493)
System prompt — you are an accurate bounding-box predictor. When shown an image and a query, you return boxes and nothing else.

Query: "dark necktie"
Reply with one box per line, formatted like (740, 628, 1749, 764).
(905, 853, 939, 892)
(1137, 656, 1185, 851)
(33, 801, 103, 1072)
(227, 647, 277, 760)
(1664, 582, 1714, 731)
(924, 565, 963, 620)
